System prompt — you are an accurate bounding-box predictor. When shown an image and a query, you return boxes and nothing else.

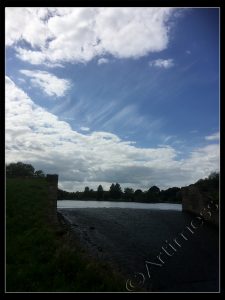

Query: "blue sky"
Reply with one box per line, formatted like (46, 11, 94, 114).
(5, 7, 220, 191)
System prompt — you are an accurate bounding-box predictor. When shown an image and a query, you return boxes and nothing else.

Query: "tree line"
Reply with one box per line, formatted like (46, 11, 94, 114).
(58, 183, 182, 203)
(6, 162, 219, 204)
(57, 172, 219, 203)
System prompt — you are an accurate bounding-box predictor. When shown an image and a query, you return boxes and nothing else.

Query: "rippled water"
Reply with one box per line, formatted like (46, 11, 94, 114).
(57, 200, 182, 210)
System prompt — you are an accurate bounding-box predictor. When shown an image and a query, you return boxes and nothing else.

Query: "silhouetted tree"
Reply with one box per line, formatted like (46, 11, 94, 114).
(196, 172, 219, 203)
(208, 172, 219, 180)
(134, 189, 143, 195)
(134, 189, 144, 202)
(103, 191, 110, 200)
(84, 187, 89, 193)
(6, 162, 35, 178)
(110, 183, 122, 199)
(115, 183, 122, 198)
(34, 170, 45, 177)
(97, 185, 104, 200)
(149, 186, 160, 194)
(58, 188, 77, 200)
(147, 185, 161, 202)
(124, 188, 134, 201)
(160, 187, 180, 203)
(83, 186, 90, 199)
(89, 189, 96, 199)
(109, 184, 115, 199)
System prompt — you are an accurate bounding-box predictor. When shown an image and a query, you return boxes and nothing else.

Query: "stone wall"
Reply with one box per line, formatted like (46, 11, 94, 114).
(181, 185, 219, 227)
(46, 174, 58, 225)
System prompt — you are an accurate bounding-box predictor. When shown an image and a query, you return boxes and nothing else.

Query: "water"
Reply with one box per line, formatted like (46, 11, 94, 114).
(57, 200, 182, 210)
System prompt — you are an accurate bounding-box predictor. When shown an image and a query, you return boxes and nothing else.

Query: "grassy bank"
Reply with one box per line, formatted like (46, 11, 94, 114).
(6, 178, 125, 292)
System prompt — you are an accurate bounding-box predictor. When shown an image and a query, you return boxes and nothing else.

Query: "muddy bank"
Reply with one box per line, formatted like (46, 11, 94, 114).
(58, 208, 219, 292)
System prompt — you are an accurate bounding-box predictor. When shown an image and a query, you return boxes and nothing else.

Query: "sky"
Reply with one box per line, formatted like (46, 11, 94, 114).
(5, 7, 220, 192)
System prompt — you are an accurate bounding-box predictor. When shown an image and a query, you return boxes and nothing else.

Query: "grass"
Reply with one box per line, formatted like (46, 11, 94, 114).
(6, 178, 126, 292)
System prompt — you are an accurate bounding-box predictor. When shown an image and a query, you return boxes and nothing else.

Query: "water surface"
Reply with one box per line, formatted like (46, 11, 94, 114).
(57, 200, 182, 210)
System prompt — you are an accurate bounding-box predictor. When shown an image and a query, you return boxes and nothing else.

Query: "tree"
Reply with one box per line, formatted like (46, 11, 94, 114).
(124, 188, 134, 201)
(84, 186, 90, 193)
(83, 186, 90, 199)
(134, 189, 143, 196)
(110, 183, 122, 199)
(208, 172, 219, 180)
(109, 183, 115, 199)
(114, 183, 122, 199)
(196, 172, 219, 204)
(6, 162, 35, 178)
(160, 187, 180, 203)
(149, 186, 160, 194)
(97, 185, 104, 200)
(134, 189, 144, 202)
(147, 185, 161, 202)
(34, 170, 45, 177)
(124, 188, 134, 194)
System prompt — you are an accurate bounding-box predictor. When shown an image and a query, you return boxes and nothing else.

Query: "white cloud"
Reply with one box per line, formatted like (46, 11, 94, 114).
(97, 58, 109, 65)
(80, 127, 90, 131)
(5, 7, 50, 48)
(5, 76, 219, 192)
(205, 132, 220, 141)
(149, 58, 174, 69)
(6, 7, 179, 65)
(20, 69, 71, 97)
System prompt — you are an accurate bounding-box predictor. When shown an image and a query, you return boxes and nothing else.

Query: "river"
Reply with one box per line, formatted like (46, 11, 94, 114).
(57, 200, 182, 210)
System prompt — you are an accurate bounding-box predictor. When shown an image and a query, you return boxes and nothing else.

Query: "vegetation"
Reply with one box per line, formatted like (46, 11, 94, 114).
(97, 185, 104, 200)
(7, 162, 218, 204)
(6, 162, 45, 178)
(195, 172, 219, 204)
(58, 182, 182, 203)
(6, 178, 125, 292)
(58, 172, 219, 203)
(6, 161, 219, 291)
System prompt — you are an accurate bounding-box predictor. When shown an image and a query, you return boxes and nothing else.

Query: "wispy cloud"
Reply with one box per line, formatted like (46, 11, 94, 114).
(20, 69, 71, 97)
(205, 132, 220, 141)
(6, 77, 220, 191)
(190, 129, 198, 134)
(149, 58, 174, 69)
(163, 135, 176, 143)
(101, 104, 163, 137)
